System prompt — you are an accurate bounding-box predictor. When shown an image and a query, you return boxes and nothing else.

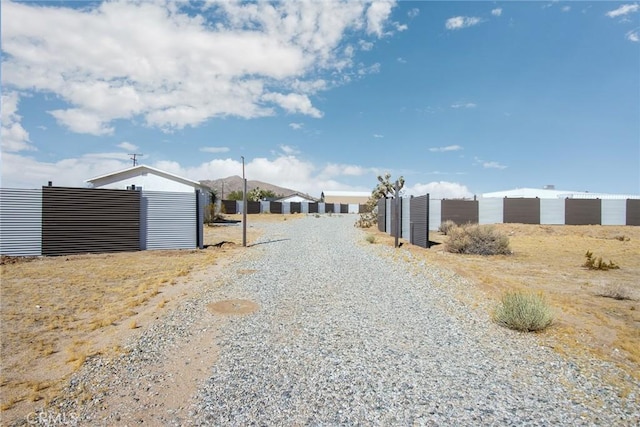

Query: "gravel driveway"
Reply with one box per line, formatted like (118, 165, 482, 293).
(190, 215, 639, 425)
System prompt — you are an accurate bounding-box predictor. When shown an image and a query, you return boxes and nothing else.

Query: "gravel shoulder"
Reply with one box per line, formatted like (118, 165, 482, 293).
(38, 215, 639, 426)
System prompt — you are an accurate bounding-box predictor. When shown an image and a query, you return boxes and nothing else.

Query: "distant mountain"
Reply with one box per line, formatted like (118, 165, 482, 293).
(200, 176, 312, 200)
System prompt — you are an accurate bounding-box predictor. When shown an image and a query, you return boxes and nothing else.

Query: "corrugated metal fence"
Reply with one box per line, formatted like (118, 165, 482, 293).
(0, 188, 42, 256)
(141, 191, 196, 250)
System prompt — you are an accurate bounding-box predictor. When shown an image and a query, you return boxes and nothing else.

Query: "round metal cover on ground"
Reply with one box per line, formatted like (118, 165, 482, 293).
(207, 299, 259, 315)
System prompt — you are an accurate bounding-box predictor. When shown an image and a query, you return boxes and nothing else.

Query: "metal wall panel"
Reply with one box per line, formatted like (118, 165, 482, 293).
(441, 200, 478, 225)
(308, 203, 319, 214)
(340, 204, 349, 214)
(565, 199, 601, 225)
(429, 199, 442, 230)
(377, 198, 386, 232)
(626, 199, 640, 226)
(141, 191, 195, 250)
(0, 188, 43, 256)
(301, 202, 309, 214)
(389, 199, 400, 238)
(261, 201, 270, 213)
(401, 197, 411, 239)
(43, 187, 140, 256)
(410, 195, 429, 248)
(479, 198, 503, 224)
(247, 201, 261, 214)
(271, 202, 283, 214)
(290, 202, 302, 214)
(222, 200, 237, 214)
(504, 198, 540, 224)
(385, 199, 392, 233)
(601, 199, 626, 225)
(348, 204, 359, 214)
(283, 202, 291, 214)
(324, 203, 335, 214)
(318, 203, 326, 214)
(540, 199, 564, 224)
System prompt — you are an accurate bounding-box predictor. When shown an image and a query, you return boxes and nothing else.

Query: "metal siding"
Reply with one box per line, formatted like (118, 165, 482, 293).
(401, 198, 411, 239)
(290, 202, 302, 214)
(0, 188, 43, 256)
(301, 202, 309, 214)
(626, 199, 640, 226)
(318, 203, 325, 214)
(410, 195, 429, 248)
(601, 199, 626, 225)
(43, 187, 140, 256)
(271, 202, 283, 214)
(348, 204, 359, 214)
(308, 203, 319, 214)
(504, 198, 541, 224)
(565, 199, 601, 225)
(141, 191, 195, 250)
(222, 200, 237, 214)
(479, 198, 503, 224)
(377, 199, 386, 232)
(283, 202, 291, 214)
(385, 199, 392, 234)
(261, 201, 270, 213)
(247, 201, 261, 214)
(340, 204, 349, 214)
(324, 203, 335, 214)
(441, 200, 479, 225)
(389, 199, 400, 238)
(429, 199, 442, 230)
(540, 199, 565, 224)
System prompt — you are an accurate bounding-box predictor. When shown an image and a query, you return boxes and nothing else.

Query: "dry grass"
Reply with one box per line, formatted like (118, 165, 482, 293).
(0, 220, 263, 421)
(367, 224, 640, 383)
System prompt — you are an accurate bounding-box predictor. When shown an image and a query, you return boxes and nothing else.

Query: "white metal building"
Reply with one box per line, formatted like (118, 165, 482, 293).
(86, 165, 209, 193)
(481, 187, 640, 200)
(321, 190, 370, 204)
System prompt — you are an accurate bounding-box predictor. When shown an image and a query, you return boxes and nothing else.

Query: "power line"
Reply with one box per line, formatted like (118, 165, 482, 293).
(128, 153, 143, 166)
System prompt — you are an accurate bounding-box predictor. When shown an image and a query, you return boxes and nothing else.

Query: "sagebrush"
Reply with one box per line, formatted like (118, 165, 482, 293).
(445, 224, 511, 255)
(493, 291, 554, 332)
(438, 220, 457, 235)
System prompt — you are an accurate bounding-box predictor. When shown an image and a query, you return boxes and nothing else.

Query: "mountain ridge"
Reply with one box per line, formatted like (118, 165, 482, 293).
(200, 176, 315, 200)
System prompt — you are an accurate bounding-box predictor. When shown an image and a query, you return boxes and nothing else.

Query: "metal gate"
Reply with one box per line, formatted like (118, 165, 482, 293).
(141, 191, 196, 250)
(410, 194, 430, 248)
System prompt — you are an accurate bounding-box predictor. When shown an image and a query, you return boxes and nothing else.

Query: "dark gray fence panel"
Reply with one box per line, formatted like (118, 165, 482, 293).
(42, 187, 140, 256)
(410, 194, 429, 248)
(222, 200, 237, 214)
(389, 199, 400, 238)
(271, 202, 283, 214)
(141, 191, 196, 250)
(377, 198, 386, 232)
(340, 204, 349, 214)
(565, 199, 601, 225)
(290, 202, 302, 214)
(627, 199, 640, 226)
(324, 203, 335, 214)
(308, 202, 319, 214)
(441, 200, 478, 225)
(504, 198, 541, 224)
(0, 188, 43, 256)
(247, 201, 261, 214)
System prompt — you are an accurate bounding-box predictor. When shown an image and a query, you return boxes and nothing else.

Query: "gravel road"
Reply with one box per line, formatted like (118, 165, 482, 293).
(190, 215, 639, 425)
(42, 214, 639, 426)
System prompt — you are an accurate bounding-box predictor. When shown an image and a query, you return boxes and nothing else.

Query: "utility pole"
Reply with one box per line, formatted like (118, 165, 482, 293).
(128, 153, 143, 166)
(241, 156, 247, 247)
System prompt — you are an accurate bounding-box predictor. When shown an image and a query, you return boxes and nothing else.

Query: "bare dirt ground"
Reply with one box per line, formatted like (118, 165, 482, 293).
(0, 214, 298, 425)
(2, 216, 638, 424)
(367, 223, 640, 392)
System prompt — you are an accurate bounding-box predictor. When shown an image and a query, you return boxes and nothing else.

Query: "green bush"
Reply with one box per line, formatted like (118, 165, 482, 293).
(583, 250, 620, 271)
(445, 224, 511, 255)
(365, 234, 376, 244)
(493, 291, 554, 332)
(438, 220, 457, 235)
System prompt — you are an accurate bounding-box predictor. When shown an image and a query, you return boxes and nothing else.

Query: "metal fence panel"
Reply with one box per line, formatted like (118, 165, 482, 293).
(565, 199, 601, 225)
(504, 198, 541, 224)
(0, 188, 42, 256)
(385, 199, 392, 234)
(43, 186, 140, 256)
(540, 199, 564, 224)
(441, 200, 478, 225)
(261, 201, 270, 213)
(271, 202, 283, 214)
(222, 200, 237, 214)
(410, 194, 429, 248)
(401, 197, 411, 239)
(247, 201, 261, 214)
(324, 203, 335, 214)
(340, 204, 349, 214)
(479, 198, 503, 224)
(141, 191, 195, 250)
(429, 199, 442, 230)
(283, 202, 291, 214)
(308, 203, 319, 214)
(290, 202, 302, 214)
(627, 199, 640, 226)
(601, 199, 626, 225)
(377, 199, 386, 232)
(348, 203, 359, 214)
(318, 203, 326, 214)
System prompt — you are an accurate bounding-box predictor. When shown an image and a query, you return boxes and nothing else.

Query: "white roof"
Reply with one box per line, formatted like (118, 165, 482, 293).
(322, 190, 371, 198)
(482, 188, 640, 200)
(86, 165, 207, 190)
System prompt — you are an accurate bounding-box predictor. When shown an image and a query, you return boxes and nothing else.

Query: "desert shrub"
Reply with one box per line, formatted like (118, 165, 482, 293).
(493, 291, 554, 332)
(445, 224, 511, 255)
(598, 284, 633, 301)
(365, 234, 376, 244)
(438, 220, 457, 235)
(583, 250, 619, 271)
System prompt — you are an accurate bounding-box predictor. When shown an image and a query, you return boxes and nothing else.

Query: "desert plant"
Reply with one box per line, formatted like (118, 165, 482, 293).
(365, 234, 376, 244)
(583, 250, 619, 270)
(598, 284, 633, 301)
(493, 291, 554, 332)
(445, 224, 511, 255)
(355, 172, 405, 228)
(438, 220, 457, 235)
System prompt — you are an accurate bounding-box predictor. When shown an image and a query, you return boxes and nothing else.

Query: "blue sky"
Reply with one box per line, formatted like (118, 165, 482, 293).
(2, 1, 639, 198)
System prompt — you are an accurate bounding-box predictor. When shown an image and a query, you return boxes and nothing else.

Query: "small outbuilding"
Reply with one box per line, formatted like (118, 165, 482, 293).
(86, 164, 210, 193)
(321, 190, 370, 205)
(275, 192, 319, 203)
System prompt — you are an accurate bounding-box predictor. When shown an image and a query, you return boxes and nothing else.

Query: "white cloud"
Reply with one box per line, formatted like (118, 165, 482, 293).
(117, 141, 139, 152)
(606, 4, 639, 18)
(429, 145, 463, 152)
(562, 6, 571, 13)
(373, 134, 384, 138)
(626, 30, 639, 42)
(1, 1, 398, 135)
(358, 40, 374, 51)
(408, 8, 420, 19)
(491, 8, 503, 17)
(1, 92, 36, 153)
(393, 22, 408, 32)
(279, 145, 299, 155)
(200, 146, 230, 154)
(405, 181, 473, 199)
(289, 122, 304, 130)
(445, 16, 482, 30)
(451, 102, 477, 109)
(397, 57, 407, 64)
(483, 161, 508, 169)
(321, 163, 371, 177)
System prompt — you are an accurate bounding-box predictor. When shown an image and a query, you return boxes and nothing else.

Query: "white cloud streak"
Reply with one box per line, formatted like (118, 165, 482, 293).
(445, 16, 482, 30)
(606, 4, 639, 18)
(405, 181, 473, 199)
(117, 141, 139, 152)
(200, 146, 230, 154)
(429, 145, 463, 152)
(1, 92, 35, 152)
(626, 30, 639, 42)
(451, 102, 477, 109)
(491, 8, 502, 17)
